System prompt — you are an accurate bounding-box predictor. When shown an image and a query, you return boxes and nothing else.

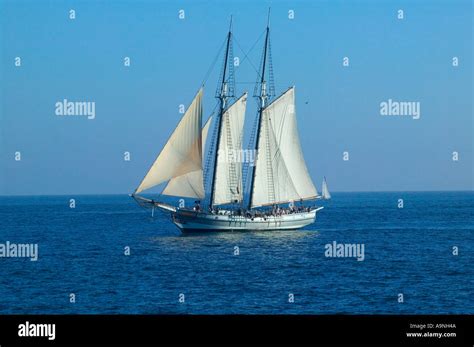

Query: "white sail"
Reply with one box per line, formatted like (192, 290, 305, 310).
(135, 88, 203, 195)
(322, 177, 331, 199)
(212, 93, 247, 205)
(251, 87, 317, 208)
(161, 116, 212, 198)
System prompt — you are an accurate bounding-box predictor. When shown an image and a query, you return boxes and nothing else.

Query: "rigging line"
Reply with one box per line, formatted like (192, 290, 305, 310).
(243, 109, 260, 197)
(233, 30, 266, 78)
(134, 199, 152, 212)
(200, 37, 227, 87)
(205, 101, 220, 120)
(184, 175, 200, 199)
(203, 101, 222, 188)
(132, 196, 159, 214)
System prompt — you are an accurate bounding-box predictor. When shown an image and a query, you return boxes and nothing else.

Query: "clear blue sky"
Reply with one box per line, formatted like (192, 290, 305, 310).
(0, 0, 472, 195)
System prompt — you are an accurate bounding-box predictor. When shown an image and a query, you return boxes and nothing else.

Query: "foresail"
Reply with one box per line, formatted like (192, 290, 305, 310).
(135, 88, 203, 195)
(161, 116, 212, 199)
(212, 93, 247, 205)
(251, 87, 317, 208)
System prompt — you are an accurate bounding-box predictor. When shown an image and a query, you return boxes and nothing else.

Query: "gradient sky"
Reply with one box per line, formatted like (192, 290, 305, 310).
(0, 0, 472, 195)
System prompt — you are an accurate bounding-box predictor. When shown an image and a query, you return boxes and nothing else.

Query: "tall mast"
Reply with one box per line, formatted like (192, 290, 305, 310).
(248, 9, 271, 209)
(209, 17, 233, 208)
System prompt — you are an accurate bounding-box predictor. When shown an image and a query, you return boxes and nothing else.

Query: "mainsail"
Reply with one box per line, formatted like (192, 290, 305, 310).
(161, 116, 212, 198)
(250, 87, 318, 208)
(212, 93, 247, 205)
(321, 176, 331, 200)
(134, 88, 204, 195)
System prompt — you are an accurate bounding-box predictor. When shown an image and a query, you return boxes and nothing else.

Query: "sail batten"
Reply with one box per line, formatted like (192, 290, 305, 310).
(135, 88, 204, 195)
(250, 87, 317, 208)
(212, 93, 247, 205)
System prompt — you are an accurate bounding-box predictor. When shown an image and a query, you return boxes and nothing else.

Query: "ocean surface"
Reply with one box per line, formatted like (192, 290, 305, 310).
(0, 192, 472, 314)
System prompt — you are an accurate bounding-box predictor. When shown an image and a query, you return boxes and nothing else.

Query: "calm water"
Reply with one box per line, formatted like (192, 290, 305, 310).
(0, 192, 472, 314)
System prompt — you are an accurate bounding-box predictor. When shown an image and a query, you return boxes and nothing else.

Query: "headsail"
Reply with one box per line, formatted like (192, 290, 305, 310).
(134, 88, 204, 195)
(161, 115, 212, 198)
(212, 93, 247, 205)
(250, 87, 317, 208)
(321, 176, 331, 200)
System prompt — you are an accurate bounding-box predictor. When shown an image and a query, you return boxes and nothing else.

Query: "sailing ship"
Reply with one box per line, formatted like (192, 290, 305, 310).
(131, 15, 330, 232)
(322, 177, 331, 200)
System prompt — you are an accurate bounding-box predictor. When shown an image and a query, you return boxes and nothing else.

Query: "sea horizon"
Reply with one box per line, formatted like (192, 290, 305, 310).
(1, 189, 473, 198)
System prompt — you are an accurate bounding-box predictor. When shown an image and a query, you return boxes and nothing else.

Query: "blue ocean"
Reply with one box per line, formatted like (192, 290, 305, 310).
(0, 192, 472, 314)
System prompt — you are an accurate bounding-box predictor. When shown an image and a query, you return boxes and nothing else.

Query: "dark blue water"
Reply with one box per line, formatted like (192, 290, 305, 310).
(0, 192, 472, 314)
